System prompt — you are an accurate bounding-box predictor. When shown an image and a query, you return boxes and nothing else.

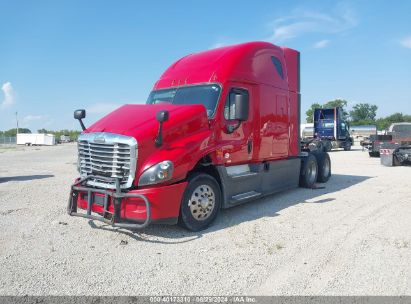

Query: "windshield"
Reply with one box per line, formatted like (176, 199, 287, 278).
(146, 84, 221, 117)
(320, 121, 334, 128)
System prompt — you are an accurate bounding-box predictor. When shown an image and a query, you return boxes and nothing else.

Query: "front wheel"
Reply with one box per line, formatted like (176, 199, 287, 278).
(344, 141, 352, 151)
(178, 173, 221, 231)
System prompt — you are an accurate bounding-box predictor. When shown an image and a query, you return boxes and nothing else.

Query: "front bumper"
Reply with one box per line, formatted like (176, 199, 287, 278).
(67, 176, 187, 229)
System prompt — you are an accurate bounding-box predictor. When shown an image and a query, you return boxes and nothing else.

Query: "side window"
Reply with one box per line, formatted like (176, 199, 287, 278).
(224, 88, 249, 120)
(271, 56, 284, 79)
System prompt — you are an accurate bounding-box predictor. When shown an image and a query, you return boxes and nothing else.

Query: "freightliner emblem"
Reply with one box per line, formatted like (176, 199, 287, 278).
(94, 137, 105, 143)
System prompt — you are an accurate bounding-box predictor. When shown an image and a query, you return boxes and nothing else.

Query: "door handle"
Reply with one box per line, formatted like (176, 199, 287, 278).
(247, 140, 252, 154)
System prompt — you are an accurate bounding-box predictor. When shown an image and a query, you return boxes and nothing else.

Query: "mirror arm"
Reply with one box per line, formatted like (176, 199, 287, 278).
(154, 110, 169, 147)
(155, 122, 164, 147)
(226, 121, 241, 134)
(78, 119, 86, 131)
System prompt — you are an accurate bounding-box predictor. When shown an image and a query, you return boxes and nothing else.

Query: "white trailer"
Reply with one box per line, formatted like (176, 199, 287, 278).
(349, 125, 377, 139)
(17, 133, 56, 146)
(300, 123, 314, 139)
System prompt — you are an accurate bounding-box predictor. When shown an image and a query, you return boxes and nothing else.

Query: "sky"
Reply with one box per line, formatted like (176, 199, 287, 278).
(1, 0, 411, 132)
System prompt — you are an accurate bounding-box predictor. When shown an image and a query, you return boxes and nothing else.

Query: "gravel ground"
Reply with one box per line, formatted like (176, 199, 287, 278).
(0, 143, 410, 295)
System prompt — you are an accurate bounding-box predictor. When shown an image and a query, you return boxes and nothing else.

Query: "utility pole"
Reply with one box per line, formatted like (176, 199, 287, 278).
(15, 111, 19, 135)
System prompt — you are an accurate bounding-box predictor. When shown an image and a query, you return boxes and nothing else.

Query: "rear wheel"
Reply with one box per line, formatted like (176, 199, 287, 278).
(315, 152, 331, 183)
(178, 173, 221, 231)
(324, 140, 332, 152)
(299, 154, 318, 188)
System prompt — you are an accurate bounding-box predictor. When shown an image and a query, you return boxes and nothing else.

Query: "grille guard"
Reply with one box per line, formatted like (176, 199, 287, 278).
(67, 175, 151, 229)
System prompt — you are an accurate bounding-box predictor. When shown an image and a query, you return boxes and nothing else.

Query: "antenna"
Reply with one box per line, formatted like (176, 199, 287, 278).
(15, 111, 19, 135)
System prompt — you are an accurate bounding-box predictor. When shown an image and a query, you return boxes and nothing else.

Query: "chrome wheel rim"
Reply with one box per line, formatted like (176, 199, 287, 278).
(188, 185, 215, 221)
(308, 161, 317, 184)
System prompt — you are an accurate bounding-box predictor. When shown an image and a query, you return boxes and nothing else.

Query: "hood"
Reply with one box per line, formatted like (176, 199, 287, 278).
(85, 103, 210, 144)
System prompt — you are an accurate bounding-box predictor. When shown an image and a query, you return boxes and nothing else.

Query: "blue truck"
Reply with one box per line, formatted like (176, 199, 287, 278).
(303, 107, 352, 152)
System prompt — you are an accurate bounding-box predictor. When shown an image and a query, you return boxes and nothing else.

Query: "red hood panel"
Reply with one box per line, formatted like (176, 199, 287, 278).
(85, 103, 209, 142)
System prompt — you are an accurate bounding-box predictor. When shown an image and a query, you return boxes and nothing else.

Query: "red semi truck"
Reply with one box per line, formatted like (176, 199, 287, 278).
(68, 41, 331, 231)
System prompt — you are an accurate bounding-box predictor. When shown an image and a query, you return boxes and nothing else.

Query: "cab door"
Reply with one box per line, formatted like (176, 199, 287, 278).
(219, 83, 255, 165)
(272, 92, 290, 157)
(259, 85, 289, 160)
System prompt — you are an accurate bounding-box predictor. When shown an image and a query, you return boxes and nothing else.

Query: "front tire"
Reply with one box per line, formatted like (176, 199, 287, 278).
(343, 141, 352, 151)
(178, 173, 221, 231)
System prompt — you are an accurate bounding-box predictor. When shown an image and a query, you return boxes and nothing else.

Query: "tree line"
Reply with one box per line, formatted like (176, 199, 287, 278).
(305, 99, 411, 130)
(0, 128, 81, 140)
(0, 128, 32, 137)
(37, 129, 81, 140)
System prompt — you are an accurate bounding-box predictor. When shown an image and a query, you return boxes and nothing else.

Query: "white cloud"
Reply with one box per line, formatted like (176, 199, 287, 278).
(1, 82, 15, 109)
(209, 3, 357, 49)
(19, 114, 50, 129)
(87, 103, 123, 115)
(209, 42, 229, 49)
(209, 37, 240, 50)
(400, 36, 411, 49)
(313, 39, 330, 49)
(266, 4, 358, 43)
(22, 115, 46, 122)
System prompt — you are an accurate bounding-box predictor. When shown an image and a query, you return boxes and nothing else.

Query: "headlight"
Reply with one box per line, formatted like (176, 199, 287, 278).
(138, 161, 174, 186)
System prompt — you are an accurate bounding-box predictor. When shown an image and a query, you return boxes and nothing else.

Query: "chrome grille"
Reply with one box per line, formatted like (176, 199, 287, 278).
(77, 132, 137, 189)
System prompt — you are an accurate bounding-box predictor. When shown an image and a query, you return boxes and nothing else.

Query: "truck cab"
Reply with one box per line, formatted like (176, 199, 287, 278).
(313, 107, 352, 151)
(68, 42, 331, 231)
(388, 122, 411, 134)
